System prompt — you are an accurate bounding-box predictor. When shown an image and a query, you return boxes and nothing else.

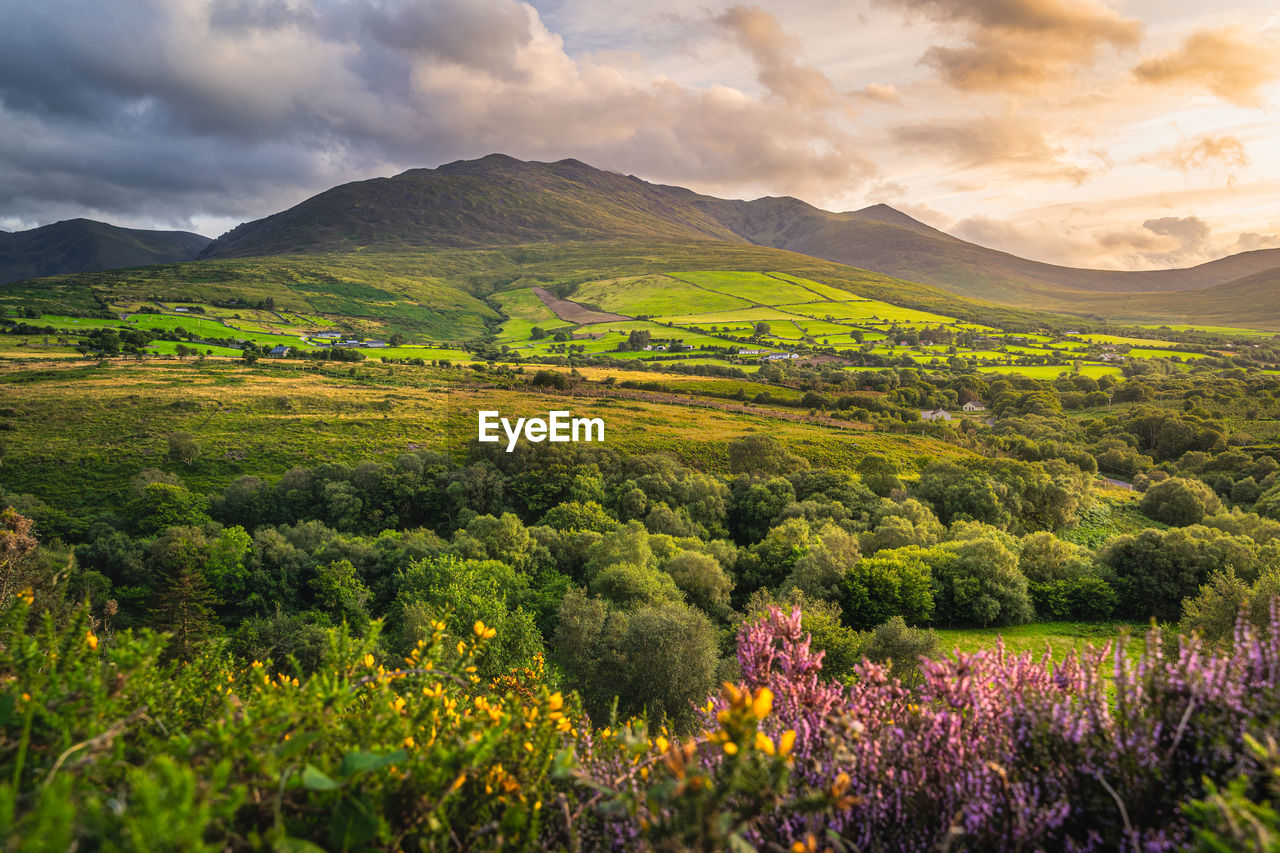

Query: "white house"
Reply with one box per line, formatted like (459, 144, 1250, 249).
(962, 401, 986, 412)
(921, 408, 952, 422)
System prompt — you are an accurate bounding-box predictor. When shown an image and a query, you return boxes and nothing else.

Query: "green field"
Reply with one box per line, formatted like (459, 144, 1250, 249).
(664, 271, 846, 306)
(0, 358, 970, 509)
(491, 288, 572, 342)
(571, 274, 752, 316)
(977, 363, 1124, 379)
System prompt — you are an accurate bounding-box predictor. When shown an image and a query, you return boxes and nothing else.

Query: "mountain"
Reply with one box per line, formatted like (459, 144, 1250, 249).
(201, 154, 745, 258)
(0, 219, 211, 285)
(198, 155, 1280, 315)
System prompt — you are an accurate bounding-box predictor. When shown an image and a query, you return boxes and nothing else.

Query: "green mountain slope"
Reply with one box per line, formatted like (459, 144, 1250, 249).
(1, 241, 1069, 345)
(202, 154, 746, 258)
(199, 155, 1280, 313)
(0, 218, 210, 285)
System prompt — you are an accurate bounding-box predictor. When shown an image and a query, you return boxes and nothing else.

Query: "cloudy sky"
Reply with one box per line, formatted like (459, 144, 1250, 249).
(2, 0, 1279, 270)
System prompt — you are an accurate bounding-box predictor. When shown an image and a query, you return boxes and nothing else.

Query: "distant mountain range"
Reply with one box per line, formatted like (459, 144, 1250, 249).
(7, 156, 1279, 324)
(198, 154, 1280, 314)
(0, 219, 210, 285)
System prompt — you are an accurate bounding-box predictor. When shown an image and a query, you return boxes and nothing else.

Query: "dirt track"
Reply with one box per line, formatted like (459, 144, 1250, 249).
(531, 287, 630, 324)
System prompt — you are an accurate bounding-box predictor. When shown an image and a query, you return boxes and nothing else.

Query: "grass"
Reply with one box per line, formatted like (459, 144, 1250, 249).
(491, 289, 572, 343)
(936, 622, 1143, 672)
(144, 340, 246, 357)
(665, 271, 845, 306)
(0, 357, 972, 512)
(570, 274, 752, 316)
(976, 364, 1124, 380)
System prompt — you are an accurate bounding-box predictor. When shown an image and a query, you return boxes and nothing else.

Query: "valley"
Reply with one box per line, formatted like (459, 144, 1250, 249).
(6, 155, 1280, 852)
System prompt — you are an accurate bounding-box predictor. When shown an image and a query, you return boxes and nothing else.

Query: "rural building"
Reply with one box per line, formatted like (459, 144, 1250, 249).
(921, 408, 952, 422)
(316, 332, 341, 340)
(362, 340, 388, 348)
(174, 306, 189, 313)
(962, 401, 986, 412)
(268, 345, 290, 358)
(761, 352, 799, 361)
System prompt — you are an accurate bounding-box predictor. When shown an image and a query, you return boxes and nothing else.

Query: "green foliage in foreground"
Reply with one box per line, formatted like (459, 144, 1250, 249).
(0, 599, 569, 850)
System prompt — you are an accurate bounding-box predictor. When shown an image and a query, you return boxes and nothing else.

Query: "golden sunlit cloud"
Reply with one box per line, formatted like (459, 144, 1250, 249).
(851, 84, 902, 104)
(1144, 134, 1249, 173)
(714, 5, 840, 109)
(890, 113, 1101, 185)
(882, 0, 1141, 92)
(1134, 26, 1280, 107)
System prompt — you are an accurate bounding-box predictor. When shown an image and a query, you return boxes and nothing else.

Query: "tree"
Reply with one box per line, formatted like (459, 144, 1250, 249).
(309, 559, 372, 634)
(786, 524, 860, 600)
(837, 548, 934, 630)
(1139, 477, 1223, 527)
(554, 590, 718, 731)
(168, 431, 200, 467)
(627, 329, 652, 349)
(539, 500, 617, 534)
(727, 435, 808, 478)
(928, 537, 1033, 627)
(1101, 526, 1259, 621)
(664, 551, 734, 617)
(129, 482, 210, 536)
(1018, 531, 1094, 582)
(148, 529, 218, 661)
(753, 321, 771, 337)
(861, 616, 940, 688)
(858, 455, 902, 497)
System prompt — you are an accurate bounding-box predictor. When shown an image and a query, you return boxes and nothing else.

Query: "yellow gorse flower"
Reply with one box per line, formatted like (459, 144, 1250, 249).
(751, 687, 774, 720)
(363, 653, 376, 669)
(85, 630, 99, 651)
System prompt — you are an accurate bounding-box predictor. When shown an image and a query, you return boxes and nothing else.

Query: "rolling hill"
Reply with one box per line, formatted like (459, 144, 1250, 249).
(198, 155, 1280, 318)
(0, 219, 210, 285)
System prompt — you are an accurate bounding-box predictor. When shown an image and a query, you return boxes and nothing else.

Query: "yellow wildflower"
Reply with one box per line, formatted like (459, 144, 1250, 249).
(85, 630, 99, 651)
(751, 687, 774, 720)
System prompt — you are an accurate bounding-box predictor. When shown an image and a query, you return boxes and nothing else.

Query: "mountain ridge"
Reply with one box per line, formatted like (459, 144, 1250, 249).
(197, 155, 1280, 311)
(0, 218, 210, 285)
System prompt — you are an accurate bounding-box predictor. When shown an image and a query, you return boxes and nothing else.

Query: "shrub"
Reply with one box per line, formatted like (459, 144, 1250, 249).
(1139, 476, 1223, 526)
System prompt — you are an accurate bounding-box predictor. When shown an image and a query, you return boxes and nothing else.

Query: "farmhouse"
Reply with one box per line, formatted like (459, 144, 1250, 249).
(761, 352, 799, 361)
(268, 345, 290, 358)
(315, 332, 341, 340)
(962, 401, 986, 412)
(920, 408, 951, 422)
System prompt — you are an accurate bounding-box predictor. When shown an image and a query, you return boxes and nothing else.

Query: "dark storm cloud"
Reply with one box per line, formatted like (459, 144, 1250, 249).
(0, 0, 878, 232)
